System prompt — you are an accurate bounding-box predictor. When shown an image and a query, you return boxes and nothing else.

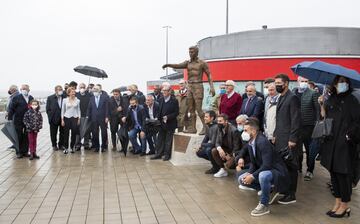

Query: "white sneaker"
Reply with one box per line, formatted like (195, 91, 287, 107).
(257, 190, 262, 196)
(238, 184, 256, 191)
(214, 168, 228, 178)
(251, 203, 270, 217)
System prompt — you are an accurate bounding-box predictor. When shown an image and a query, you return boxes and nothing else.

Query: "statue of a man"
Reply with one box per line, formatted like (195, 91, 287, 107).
(163, 46, 215, 135)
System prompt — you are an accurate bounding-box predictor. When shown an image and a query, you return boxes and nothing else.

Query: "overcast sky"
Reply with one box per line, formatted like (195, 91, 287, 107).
(1, 0, 359, 94)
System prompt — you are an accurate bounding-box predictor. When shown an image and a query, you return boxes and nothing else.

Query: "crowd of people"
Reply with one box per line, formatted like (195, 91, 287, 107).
(4, 72, 360, 218)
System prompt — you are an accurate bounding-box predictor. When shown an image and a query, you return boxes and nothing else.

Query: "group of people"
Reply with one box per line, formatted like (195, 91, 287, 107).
(194, 74, 360, 217)
(4, 71, 360, 218)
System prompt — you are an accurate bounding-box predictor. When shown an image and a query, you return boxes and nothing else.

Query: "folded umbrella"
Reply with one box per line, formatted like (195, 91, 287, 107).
(74, 65, 108, 79)
(291, 60, 360, 88)
(117, 125, 129, 156)
(1, 121, 19, 151)
(79, 117, 92, 140)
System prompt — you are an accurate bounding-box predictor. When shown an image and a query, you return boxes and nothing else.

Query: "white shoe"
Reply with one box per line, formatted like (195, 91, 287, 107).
(238, 184, 256, 191)
(257, 190, 262, 196)
(63, 149, 68, 154)
(251, 203, 270, 217)
(214, 168, 228, 178)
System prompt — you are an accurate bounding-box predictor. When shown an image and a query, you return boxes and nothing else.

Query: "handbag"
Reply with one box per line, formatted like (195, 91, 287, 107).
(311, 118, 333, 139)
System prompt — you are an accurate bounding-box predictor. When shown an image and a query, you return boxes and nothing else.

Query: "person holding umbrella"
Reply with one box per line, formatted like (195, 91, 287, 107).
(318, 75, 360, 218)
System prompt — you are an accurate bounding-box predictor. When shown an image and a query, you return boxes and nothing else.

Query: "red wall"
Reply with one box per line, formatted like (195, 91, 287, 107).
(184, 57, 360, 81)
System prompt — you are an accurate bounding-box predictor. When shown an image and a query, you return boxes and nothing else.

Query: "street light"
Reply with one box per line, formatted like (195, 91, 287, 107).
(226, 0, 229, 34)
(163, 25, 172, 77)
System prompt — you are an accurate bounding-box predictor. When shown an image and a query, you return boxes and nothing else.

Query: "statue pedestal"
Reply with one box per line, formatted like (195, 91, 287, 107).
(170, 132, 209, 166)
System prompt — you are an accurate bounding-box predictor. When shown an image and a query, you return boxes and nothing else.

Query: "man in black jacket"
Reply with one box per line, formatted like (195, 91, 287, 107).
(273, 74, 301, 204)
(151, 84, 179, 161)
(238, 118, 289, 216)
(211, 114, 241, 178)
(144, 95, 160, 155)
(128, 84, 146, 106)
(8, 84, 34, 158)
(150, 85, 163, 103)
(109, 89, 126, 151)
(46, 85, 65, 151)
(196, 110, 219, 174)
(76, 83, 92, 149)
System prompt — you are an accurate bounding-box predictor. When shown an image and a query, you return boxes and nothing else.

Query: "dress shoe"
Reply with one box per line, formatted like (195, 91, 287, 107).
(52, 146, 58, 151)
(23, 153, 30, 157)
(133, 151, 141, 155)
(140, 152, 146, 156)
(146, 151, 155, 155)
(16, 154, 23, 159)
(163, 156, 171, 161)
(150, 155, 162, 160)
(94, 148, 99, 152)
(33, 154, 40, 159)
(29, 154, 34, 160)
(112, 147, 117, 151)
(205, 167, 219, 174)
(101, 148, 106, 152)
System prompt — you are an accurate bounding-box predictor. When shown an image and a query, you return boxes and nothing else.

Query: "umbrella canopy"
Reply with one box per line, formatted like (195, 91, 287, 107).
(291, 60, 360, 88)
(1, 121, 19, 150)
(74, 65, 108, 79)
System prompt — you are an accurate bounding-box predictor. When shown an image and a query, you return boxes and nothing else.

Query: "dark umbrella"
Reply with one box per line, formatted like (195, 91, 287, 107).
(117, 126, 128, 156)
(79, 117, 92, 140)
(291, 60, 360, 88)
(74, 65, 108, 79)
(1, 121, 19, 151)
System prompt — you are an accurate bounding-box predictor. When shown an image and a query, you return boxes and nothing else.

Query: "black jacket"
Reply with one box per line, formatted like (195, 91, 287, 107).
(158, 96, 179, 131)
(109, 96, 126, 123)
(46, 94, 64, 125)
(8, 94, 34, 127)
(293, 87, 320, 126)
(247, 133, 290, 193)
(201, 122, 218, 149)
(150, 92, 163, 103)
(273, 90, 301, 151)
(76, 91, 91, 117)
(131, 91, 146, 106)
(144, 102, 160, 120)
(321, 91, 360, 174)
(215, 124, 241, 154)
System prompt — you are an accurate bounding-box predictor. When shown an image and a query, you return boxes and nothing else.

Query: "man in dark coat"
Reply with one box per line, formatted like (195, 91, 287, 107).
(8, 84, 34, 158)
(151, 84, 179, 161)
(196, 110, 219, 174)
(76, 83, 92, 149)
(144, 94, 160, 155)
(46, 85, 65, 151)
(128, 84, 146, 106)
(108, 89, 126, 151)
(238, 118, 289, 216)
(149, 85, 163, 103)
(87, 85, 109, 152)
(240, 84, 264, 124)
(273, 74, 301, 204)
(123, 96, 147, 155)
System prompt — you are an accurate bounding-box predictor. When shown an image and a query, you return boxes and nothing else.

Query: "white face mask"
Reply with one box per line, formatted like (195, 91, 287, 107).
(93, 92, 100, 97)
(31, 105, 38, 110)
(299, 82, 308, 90)
(21, 90, 29, 96)
(57, 91, 63, 96)
(79, 88, 86, 94)
(241, 131, 251, 142)
(336, 82, 349, 94)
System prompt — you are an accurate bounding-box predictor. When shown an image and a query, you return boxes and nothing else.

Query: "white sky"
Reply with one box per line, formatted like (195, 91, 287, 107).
(1, 0, 359, 93)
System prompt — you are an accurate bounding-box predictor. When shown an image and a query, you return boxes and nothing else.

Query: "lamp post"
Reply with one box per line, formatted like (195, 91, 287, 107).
(163, 25, 172, 77)
(226, 0, 229, 34)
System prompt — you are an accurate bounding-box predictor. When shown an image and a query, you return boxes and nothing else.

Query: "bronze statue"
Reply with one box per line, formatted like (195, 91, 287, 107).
(163, 46, 215, 135)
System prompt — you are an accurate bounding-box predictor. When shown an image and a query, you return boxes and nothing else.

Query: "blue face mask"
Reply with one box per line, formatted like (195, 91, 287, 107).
(219, 89, 226, 95)
(336, 82, 349, 94)
(237, 125, 244, 132)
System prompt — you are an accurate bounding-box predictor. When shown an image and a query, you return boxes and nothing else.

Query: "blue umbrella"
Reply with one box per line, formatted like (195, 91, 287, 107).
(291, 60, 360, 88)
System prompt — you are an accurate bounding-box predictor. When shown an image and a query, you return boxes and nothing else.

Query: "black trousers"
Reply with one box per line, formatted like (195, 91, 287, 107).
(15, 124, 28, 155)
(91, 121, 108, 150)
(110, 120, 120, 147)
(155, 128, 174, 158)
(331, 172, 352, 202)
(63, 117, 79, 149)
(49, 122, 64, 148)
(298, 125, 315, 171)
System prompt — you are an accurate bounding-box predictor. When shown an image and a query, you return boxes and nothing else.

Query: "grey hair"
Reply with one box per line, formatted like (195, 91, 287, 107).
(236, 114, 248, 122)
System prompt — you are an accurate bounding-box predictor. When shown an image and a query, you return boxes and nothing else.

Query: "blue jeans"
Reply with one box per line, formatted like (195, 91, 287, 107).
(196, 146, 213, 160)
(308, 139, 320, 173)
(129, 128, 146, 153)
(238, 170, 273, 206)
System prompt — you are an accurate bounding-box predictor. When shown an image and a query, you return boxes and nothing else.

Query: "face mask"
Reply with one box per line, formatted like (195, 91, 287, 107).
(8, 90, 12, 95)
(241, 131, 251, 142)
(336, 82, 349, 94)
(275, 85, 284, 94)
(57, 91, 63, 96)
(31, 105, 38, 110)
(218, 123, 225, 129)
(79, 88, 86, 94)
(21, 90, 29, 96)
(219, 89, 226, 95)
(263, 88, 269, 96)
(237, 125, 244, 132)
(130, 105, 136, 109)
(93, 92, 100, 97)
(299, 82, 308, 91)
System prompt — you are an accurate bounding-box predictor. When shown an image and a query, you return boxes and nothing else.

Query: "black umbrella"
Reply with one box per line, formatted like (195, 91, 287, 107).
(117, 126, 129, 156)
(79, 117, 92, 140)
(1, 121, 19, 151)
(74, 65, 108, 79)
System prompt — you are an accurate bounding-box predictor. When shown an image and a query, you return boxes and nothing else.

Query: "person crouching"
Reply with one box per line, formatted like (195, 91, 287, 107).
(23, 100, 43, 160)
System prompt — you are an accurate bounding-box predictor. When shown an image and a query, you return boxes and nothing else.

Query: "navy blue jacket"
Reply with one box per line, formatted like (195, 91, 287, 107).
(8, 94, 34, 127)
(126, 105, 147, 132)
(158, 96, 179, 131)
(247, 133, 290, 193)
(46, 94, 64, 125)
(87, 93, 109, 123)
(240, 96, 264, 120)
(144, 102, 160, 120)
